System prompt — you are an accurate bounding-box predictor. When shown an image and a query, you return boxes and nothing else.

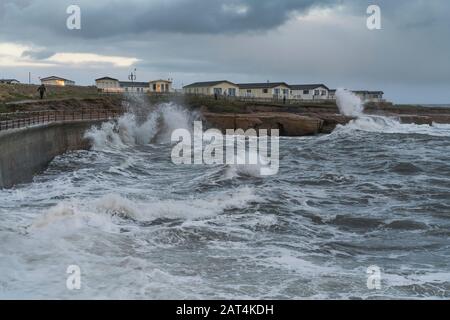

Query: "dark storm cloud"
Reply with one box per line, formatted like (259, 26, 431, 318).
(0, 0, 337, 39)
(1, 0, 449, 41)
(1, 0, 449, 103)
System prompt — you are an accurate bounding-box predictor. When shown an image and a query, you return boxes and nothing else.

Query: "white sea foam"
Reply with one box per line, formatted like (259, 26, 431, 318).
(334, 89, 450, 137)
(85, 103, 197, 149)
(224, 153, 275, 179)
(336, 88, 364, 117)
(3, 97, 449, 300)
(334, 115, 450, 137)
(28, 186, 261, 234)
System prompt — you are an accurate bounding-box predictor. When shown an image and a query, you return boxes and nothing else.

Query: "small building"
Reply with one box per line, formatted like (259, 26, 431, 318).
(119, 81, 150, 93)
(0, 79, 20, 84)
(149, 80, 173, 93)
(183, 81, 239, 96)
(95, 77, 121, 93)
(327, 89, 384, 102)
(352, 90, 384, 102)
(328, 89, 336, 100)
(40, 76, 75, 86)
(238, 82, 290, 99)
(290, 84, 329, 100)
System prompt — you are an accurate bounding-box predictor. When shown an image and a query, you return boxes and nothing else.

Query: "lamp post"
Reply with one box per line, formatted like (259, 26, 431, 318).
(128, 68, 137, 82)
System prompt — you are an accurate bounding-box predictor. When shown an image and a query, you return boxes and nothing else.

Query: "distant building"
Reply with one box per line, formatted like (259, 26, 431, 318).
(95, 77, 121, 93)
(329, 89, 336, 100)
(119, 81, 150, 93)
(95, 76, 173, 94)
(182, 79, 385, 103)
(238, 82, 290, 99)
(0, 79, 20, 84)
(40, 76, 75, 86)
(328, 89, 384, 102)
(352, 90, 384, 102)
(290, 84, 329, 100)
(183, 81, 239, 96)
(149, 80, 173, 93)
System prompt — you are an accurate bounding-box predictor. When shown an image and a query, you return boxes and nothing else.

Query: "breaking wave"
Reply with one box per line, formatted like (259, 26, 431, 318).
(29, 187, 261, 233)
(84, 103, 198, 149)
(335, 115, 450, 137)
(334, 89, 450, 137)
(336, 88, 364, 117)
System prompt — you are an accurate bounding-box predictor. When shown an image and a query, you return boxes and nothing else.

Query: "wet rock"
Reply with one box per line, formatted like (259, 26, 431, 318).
(203, 112, 323, 136)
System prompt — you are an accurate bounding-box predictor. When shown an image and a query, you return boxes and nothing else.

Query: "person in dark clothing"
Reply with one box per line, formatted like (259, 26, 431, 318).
(37, 84, 46, 99)
(283, 95, 286, 104)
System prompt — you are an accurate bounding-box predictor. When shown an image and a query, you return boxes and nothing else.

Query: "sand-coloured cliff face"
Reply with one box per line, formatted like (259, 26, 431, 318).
(203, 112, 324, 136)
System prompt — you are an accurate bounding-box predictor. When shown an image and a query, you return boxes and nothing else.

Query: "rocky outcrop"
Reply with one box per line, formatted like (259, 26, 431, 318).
(310, 114, 354, 134)
(203, 112, 323, 136)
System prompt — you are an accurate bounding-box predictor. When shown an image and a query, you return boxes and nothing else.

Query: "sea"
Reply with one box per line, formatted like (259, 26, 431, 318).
(0, 92, 449, 299)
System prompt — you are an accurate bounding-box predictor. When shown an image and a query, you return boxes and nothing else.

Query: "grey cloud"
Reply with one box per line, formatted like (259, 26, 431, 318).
(0, 0, 449, 103)
(21, 49, 55, 60)
(0, 0, 337, 40)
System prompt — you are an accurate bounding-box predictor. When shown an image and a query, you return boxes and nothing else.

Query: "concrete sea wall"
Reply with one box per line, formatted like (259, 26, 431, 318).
(0, 120, 104, 189)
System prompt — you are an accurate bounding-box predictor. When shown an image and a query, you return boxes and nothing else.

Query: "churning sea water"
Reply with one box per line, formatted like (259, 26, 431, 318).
(0, 99, 449, 299)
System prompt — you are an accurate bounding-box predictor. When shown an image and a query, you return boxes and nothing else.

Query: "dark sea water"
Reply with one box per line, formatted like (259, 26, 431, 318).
(0, 103, 449, 299)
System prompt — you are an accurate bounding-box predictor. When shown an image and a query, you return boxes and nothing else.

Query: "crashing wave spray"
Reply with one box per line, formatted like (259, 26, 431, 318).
(85, 103, 199, 149)
(336, 88, 364, 117)
(334, 88, 450, 136)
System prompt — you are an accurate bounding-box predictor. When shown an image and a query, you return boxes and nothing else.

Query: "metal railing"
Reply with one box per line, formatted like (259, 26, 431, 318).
(0, 109, 121, 132)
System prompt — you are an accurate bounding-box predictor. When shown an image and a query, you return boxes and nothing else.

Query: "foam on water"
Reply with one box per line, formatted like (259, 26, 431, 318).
(334, 116, 450, 137)
(1, 99, 449, 299)
(85, 102, 197, 149)
(334, 89, 450, 137)
(28, 186, 261, 233)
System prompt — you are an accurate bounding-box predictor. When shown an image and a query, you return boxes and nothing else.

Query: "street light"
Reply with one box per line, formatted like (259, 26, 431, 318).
(128, 68, 137, 82)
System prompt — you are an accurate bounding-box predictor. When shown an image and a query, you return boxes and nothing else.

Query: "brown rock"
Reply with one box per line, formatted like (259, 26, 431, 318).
(203, 112, 323, 136)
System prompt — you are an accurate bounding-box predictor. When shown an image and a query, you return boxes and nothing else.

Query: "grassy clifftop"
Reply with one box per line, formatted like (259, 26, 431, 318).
(0, 83, 104, 113)
(1, 83, 100, 102)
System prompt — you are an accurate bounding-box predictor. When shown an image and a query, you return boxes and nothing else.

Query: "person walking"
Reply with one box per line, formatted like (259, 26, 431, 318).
(37, 84, 47, 100)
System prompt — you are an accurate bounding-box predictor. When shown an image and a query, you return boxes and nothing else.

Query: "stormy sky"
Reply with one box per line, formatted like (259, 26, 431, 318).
(0, 0, 449, 103)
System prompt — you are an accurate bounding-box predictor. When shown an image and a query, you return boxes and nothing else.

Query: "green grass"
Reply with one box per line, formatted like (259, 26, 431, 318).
(0, 83, 101, 104)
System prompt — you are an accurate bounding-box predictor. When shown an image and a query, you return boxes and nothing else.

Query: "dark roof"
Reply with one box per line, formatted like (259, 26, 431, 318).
(119, 81, 149, 88)
(183, 80, 236, 88)
(96, 77, 119, 81)
(238, 82, 290, 89)
(353, 90, 384, 94)
(290, 84, 329, 91)
(40, 76, 74, 82)
(329, 89, 383, 94)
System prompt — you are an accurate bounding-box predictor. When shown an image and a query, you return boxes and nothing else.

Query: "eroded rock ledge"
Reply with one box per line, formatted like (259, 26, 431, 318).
(202, 104, 450, 136)
(203, 112, 326, 136)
